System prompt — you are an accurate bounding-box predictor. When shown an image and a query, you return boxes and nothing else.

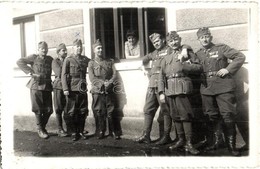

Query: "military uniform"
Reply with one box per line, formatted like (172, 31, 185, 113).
(52, 56, 68, 135)
(61, 52, 90, 140)
(195, 27, 245, 156)
(158, 42, 202, 154)
(136, 44, 170, 143)
(17, 45, 53, 139)
(88, 57, 117, 139)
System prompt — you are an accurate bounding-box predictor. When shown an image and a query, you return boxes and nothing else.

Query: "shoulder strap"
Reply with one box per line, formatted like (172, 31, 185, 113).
(93, 59, 109, 72)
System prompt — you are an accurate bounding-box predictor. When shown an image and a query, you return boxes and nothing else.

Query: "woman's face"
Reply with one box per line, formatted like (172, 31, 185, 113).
(127, 36, 137, 45)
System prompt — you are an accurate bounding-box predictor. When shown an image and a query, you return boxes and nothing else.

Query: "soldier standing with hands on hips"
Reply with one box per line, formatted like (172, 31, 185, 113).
(61, 39, 91, 141)
(158, 31, 202, 155)
(135, 33, 170, 144)
(88, 39, 120, 140)
(52, 43, 69, 137)
(17, 41, 53, 139)
(195, 27, 245, 156)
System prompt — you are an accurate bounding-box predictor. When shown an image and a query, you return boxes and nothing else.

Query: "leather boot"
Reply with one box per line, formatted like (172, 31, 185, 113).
(42, 113, 52, 134)
(169, 134, 185, 150)
(205, 130, 224, 150)
(185, 135, 200, 155)
(94, 114, 99, 135)
(135, 131, 151, 144)
(156, 115, 172, 145)
(155, 134, 172, 145)
(35, 114, 49, 139)
(225, 122, 241, 156)
(79, 116, 87, 140)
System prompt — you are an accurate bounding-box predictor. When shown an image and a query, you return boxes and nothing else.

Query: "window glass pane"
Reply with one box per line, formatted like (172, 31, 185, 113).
(24, 21, 36, 56)
(119, 8, 140, 59)
(13, 24, 22, 59)
(95, 8, 115, 59)
(146, 8, 166, 53)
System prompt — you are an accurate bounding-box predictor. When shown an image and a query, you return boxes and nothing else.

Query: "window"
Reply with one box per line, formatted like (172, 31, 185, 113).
(13, 16, 36, 59)
(90, 8, 166, 61)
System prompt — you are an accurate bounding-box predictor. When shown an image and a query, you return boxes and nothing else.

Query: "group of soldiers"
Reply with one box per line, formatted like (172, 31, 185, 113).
(17, 38, 120, 142)
(135, 27, 246, 156)
(17, 26, 246, 156)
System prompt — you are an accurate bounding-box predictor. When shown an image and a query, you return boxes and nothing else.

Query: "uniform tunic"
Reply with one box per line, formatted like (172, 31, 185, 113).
(158, 45, 202, 121)
(88, 57, 116, 116)
(17, 54, 53, 114)
(196, 43, 245, 121)
(142, 46, 170, 132)
(52, 58, 66, 114)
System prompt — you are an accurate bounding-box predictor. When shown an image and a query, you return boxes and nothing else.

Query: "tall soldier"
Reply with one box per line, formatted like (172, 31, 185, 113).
(17, 41, 53, 139)
(52, 43, 69, 137)
(88, 39, 120, 140)
(158, 31, 202, 155)
(61, 39, 91, 141)
(135, 33, 170, 144)
(195, 27, 245, 156)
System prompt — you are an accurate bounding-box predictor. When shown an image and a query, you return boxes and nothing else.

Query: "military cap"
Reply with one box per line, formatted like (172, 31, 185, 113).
(38, 41, 48, 49)
(126, 29, 137, 38)
(92, 39, 102, 49)
(149, 33, 161, 42)
(197, 27, 211, 38)
(166, 31, 179, 41)
(56, 43, 66, 53)
(73, 39, 82, 46)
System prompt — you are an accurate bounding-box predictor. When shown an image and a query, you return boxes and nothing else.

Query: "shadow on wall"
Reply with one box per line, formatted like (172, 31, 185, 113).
(234, 66, 249, 147)
(112, 71, 127, 136)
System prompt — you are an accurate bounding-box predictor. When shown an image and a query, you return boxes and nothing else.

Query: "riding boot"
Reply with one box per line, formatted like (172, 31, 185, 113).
(97, 115, 106, 139)
(42, 112, 52, 134)
(185, 134, 200, 155)
(79, 116, 87, 140)
(225, 122, 241, 156)
(156, 115, 172, 145)
(135, 131, 151, 144)
(35, 114, 48, 139)
(169, 134, 185, 150)
(204, 120, 224, 150)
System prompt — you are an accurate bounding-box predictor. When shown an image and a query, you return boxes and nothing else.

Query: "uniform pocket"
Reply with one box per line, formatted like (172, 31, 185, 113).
(94, 66, 101, 77)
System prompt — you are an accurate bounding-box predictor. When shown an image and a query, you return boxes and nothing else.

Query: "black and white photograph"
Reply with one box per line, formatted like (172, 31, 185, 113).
(0, 0, 259, 169)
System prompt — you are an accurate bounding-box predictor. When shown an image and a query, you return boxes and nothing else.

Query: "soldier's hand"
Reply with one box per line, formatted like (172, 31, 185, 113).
(64, 91, 69, 96)
(159, 94, 166, 103)
(181, 48, 188, 59)
(31, 73, 41, 81)
(104, 81, 109, 88)
(216, 68, 229, 77)
(141, 66, 149, 76)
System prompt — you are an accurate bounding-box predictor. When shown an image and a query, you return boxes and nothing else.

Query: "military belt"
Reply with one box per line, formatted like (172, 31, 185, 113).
(152, 71, 160, 75)
(166, 73, 185, 79)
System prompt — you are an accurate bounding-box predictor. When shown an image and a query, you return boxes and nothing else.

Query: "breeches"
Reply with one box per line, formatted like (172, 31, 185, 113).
(143, 87, 168, 123)
(201, 92, 237, 122)
(165, 94, 193, 121)
(64, 91, 88, 118)
(53, 89, 66, 114)
(92, 94, 114, 118)
(30, 89, 53, 115)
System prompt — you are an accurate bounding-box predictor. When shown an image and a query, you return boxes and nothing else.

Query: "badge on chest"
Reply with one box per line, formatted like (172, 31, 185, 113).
(209, 51, 219, 58)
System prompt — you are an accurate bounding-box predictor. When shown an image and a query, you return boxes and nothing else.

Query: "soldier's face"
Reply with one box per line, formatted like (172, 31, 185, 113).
(73, 44, 83, 55)
(38, 46, 48, 56)
(152, 37, 165, 50)
(198, 34, 212, 48)
(58, 48, 67, 59)
(94, 45, 103, 57)
(167, 37, 181, 50)
(127, 36, 137, 45)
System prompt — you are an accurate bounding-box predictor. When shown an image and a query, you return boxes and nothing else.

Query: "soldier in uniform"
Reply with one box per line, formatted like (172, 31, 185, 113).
(52, 43, 69, 137)
(61, 39, 91, 141)
(135, 33, 169, 144)
(17, 41, 53, 139)
(88, 39, 120, 140)
(158, 31, 202, 155)
(195, 27, 245, 156)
